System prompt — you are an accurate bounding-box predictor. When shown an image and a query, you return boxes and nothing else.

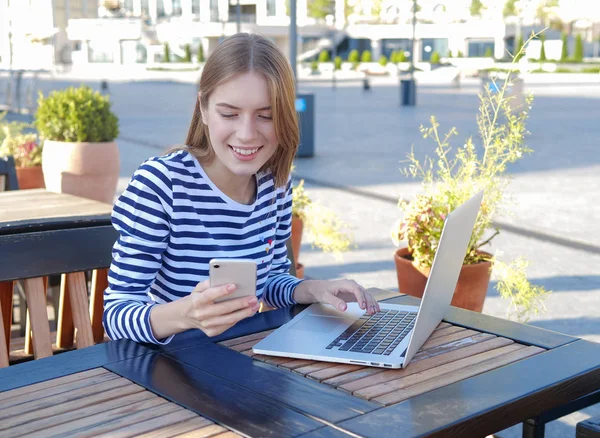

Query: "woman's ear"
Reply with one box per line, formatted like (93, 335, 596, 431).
(198, 92, 207, 125)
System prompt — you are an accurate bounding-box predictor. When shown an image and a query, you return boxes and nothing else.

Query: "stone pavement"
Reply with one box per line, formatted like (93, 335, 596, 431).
(4, 71, 600, 437)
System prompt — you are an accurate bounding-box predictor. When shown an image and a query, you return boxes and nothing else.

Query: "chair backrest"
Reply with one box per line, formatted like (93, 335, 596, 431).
(0, 156, 19, 192)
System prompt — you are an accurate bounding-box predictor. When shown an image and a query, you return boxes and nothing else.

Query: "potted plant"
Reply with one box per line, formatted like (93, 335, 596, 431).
(291, 178, 353, 279)
(34, 86, 120, 204)
(391, 61, 549, 322)
(0, 129, 44, 189)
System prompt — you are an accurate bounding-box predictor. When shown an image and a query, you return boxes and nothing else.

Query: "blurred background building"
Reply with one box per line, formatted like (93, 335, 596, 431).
(1, 0, 600, 70)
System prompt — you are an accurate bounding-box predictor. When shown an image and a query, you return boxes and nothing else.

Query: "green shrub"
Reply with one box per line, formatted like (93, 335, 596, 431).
(348, 49, 359, 63)
(34, 86, 119, 142)
(484, 47, 493, 58)
(360, 50, 372, 62)
(430, 51, 441, 64)
(582, 66, 600, 73)
(457, 50, 464, 58)
(163, 43, 171, 63)
(318, 50, 330, 63)
(515, 34, 524, 60)
(197, 44, 205, 62)
(310, 60, 319, 73)
(574, 34, 584, 62)
(555, 67, 573, 73)
(183, 43, 192, 63)
(539, 34, 547, 62)
(561, 32, 568, 61)
(379, 55, 388, 66)
(334, 56, 342, 70)
(396, 51, 407, 62)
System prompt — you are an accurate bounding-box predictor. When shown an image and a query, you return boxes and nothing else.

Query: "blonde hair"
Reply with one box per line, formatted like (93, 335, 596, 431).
(183, 33, 298, 188)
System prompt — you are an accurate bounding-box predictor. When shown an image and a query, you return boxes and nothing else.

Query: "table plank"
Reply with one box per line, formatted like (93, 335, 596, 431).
(0, 189, 112, 229)
(338, 339, 600, 438)
(106, 352, 325, 437)
(172, 424, 230, 437)
(0, 368, 119, 408)
(0, 339, 154, 392)
(0, 367, 108, 401)
(338, 336, 513, 394)
(2, 391, 155, 437)
(135, 416, 214, 438)
(377, 291, 577, 349)
(92, 409, 199, 438)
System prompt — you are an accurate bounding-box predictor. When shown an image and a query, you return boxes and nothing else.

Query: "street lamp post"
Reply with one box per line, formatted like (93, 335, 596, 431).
(236, 0, 241, 33)
(400, 0, 417, 106)
(290, 0, 297, 87)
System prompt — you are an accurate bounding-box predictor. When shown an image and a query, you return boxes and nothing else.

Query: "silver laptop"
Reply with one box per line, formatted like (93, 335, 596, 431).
(253, 190, 484, 369)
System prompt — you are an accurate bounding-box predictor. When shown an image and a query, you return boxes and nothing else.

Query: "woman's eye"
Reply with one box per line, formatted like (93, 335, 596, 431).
(259, 115, 273, 120)
(220, 113, 237, 119)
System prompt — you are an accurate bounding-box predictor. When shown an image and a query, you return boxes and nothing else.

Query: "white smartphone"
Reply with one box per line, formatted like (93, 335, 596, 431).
(209, 259, 257, 303)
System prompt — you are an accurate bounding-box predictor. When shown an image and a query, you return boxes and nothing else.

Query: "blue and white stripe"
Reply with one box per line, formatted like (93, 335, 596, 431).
(103, 150, 302, 344)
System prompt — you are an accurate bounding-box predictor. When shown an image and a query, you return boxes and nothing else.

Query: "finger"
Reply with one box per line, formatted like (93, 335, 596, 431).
(338, 280, 367, 310)
(321, 291, 348, 312)
(191, 279, 211, 293)
(199, 295, 259, 319)
(201, 304, 259, 329)
(195, 283, 236, 303)
(364, 290, 380, 314)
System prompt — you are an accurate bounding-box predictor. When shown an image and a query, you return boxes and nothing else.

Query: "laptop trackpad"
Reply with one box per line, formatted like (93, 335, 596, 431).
(290, 315, 348, 334)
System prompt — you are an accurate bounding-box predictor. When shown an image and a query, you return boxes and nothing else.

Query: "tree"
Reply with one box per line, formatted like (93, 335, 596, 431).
(484, 47, 494, 58)
(334, 56, 342, 70)
(539, 34, 547, 61)
(318, 50, 330, 63)
(503, 0, 517, 18)
(163, 43, 171, 63)
(536, 0, 559, 27)
(574, 34, 584, 62)
(560, 32, 568, 61)
(515, 34, 524, 60)
(348, 49, 359, 63)
(470, 0, 485, 17)
(360, 50, 372, 62)
(430, 51, 441, 64)
(197, 44, 205, 63)
(308, 0, 334, 19)
(183, 44, 192, 63)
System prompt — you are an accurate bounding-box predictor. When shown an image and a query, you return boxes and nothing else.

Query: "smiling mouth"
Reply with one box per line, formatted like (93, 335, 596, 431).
(229, 145, 263, 157)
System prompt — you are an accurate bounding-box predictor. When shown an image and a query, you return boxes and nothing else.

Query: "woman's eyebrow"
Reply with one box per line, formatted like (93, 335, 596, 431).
(216, 103, 271, 111)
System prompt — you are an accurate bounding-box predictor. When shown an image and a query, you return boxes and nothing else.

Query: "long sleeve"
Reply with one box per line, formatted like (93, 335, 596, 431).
(262, 178, 304, 308)
(103, 159, 174, 344)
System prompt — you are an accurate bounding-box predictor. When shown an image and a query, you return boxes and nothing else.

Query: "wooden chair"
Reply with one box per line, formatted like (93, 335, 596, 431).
(0, 156, 19, 367)
(0, 219, 117, 367)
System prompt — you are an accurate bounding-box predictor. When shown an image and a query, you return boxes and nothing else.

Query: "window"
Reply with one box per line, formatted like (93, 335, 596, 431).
(267, 0, 277, 16)
(192, 0, 200, 15)
(210, 0, 219, 21)
(173, 0, 182, 16)
(468, 40, 495, 57)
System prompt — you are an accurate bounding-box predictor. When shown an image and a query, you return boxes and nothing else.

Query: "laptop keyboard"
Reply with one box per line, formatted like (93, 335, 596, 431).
(326, 309, 417, 356)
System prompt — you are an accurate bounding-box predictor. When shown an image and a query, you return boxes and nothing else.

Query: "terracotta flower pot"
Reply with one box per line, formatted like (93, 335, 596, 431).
(291, 216, 303, 264)
(15, 166, 45, 190)
(394, 247, 492, 312)
(42, 140, 120, 204)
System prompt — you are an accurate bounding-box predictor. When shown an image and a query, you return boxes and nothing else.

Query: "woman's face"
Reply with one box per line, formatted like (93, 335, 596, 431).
(201, 71, 278, 179)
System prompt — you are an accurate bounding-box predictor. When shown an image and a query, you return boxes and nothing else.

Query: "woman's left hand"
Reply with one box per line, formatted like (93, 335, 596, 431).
(293, 279, 381, 315)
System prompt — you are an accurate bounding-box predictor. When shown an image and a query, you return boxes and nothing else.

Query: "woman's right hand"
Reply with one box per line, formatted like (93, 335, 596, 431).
(183, 280, 260, 337)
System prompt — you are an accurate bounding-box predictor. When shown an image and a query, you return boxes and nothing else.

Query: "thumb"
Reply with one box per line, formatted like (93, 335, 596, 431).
(192, 279, 210, 294)
(322, 291, 347, 312)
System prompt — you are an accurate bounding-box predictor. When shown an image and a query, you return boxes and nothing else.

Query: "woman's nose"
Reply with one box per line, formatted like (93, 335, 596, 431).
(237, 116, 258, 143)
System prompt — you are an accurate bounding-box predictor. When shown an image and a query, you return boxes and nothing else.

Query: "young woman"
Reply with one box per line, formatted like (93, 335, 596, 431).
(103, 33, 380, 345)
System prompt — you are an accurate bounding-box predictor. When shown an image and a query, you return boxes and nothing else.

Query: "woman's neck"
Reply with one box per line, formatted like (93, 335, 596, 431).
(201, 158, 256, 205)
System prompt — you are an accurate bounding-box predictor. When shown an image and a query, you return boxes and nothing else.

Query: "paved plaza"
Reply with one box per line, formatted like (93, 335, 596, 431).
(3, 69, 600, 437)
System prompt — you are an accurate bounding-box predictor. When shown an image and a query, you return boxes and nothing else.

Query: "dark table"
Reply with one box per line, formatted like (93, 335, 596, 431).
(1, 291, 599, 437)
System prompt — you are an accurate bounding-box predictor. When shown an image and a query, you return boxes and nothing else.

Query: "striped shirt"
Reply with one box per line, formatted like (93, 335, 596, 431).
(103, 150, 303, 344)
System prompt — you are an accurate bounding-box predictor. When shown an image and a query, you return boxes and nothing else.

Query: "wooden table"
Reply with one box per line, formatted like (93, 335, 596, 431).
(1, 291, 600, 438)
(0, 189, 113, 233)
(0, 189, 115, 362)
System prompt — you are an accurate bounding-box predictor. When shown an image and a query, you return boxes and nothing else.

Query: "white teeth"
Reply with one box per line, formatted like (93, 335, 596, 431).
(232, 147, 259, 155)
